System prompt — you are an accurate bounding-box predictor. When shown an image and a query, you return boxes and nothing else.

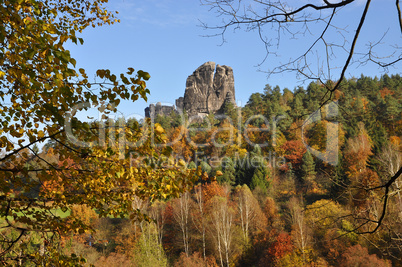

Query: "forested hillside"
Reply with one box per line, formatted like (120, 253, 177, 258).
(41, 74, 401, 266)
(1, 0, 400, 265)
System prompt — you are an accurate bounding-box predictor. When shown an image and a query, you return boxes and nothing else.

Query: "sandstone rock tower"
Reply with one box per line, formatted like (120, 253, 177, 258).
(176, 61, 236, 117)
(145, 62, 236, 118)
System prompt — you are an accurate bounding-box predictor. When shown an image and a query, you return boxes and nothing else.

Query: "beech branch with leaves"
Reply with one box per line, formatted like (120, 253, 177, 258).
(0, 0, 197, 264)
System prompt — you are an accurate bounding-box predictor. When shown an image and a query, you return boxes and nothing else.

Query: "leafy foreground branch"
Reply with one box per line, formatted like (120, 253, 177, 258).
(0, 0, 197, 264)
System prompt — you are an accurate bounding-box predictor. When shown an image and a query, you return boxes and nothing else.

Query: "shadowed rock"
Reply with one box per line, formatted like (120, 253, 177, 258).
(177, 61, 236, 117)
(145, 62, 236, 119)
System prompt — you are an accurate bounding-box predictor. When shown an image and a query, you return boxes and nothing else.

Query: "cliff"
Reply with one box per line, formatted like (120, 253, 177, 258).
(145, 62, 236, 119)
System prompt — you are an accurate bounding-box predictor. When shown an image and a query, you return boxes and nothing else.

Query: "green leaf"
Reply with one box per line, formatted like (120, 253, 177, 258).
(26, 49, 35, 59)
(70, 58, 76, 67)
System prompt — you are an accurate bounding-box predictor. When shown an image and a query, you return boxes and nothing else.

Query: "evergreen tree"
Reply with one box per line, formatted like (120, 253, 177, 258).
(154, 114, 171, 131)
(243, 92, 266, 126)
(281, 88, 294, 110)
(220, 101, 239, 126)
(235, 154, 254, 186)
(188, 161, 197, 170)
(290, 94, 307, 119)
(200, 161, 212, 175)
(301, 151, 316, 188)
(170, 110, 183, 128)
(305, 82, 326, 112)
(383, 94, 401, 135)
(249, 145, 270, 191)
(219, 157, 236, 185)
(250, 165, 269, 191)
(251, 144, 262, 157)
(366, 120, 388, 156)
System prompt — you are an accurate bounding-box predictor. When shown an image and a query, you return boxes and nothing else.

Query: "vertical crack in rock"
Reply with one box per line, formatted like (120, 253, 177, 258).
(146, 62, 236, 119)
(179, 61, 236, 117)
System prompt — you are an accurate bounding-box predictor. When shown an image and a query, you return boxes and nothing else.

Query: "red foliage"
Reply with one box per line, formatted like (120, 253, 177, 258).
(162, 203, 176, 255)
(280, 140, 307, 171)
(340, 245, 391, 267)
(267, 232, 294, 262)
(322, 229, 352, 265)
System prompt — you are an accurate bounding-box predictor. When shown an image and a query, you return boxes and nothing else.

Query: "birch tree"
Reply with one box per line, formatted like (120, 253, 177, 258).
(210, 196, 234, 267)
(173, 191, 192, 257)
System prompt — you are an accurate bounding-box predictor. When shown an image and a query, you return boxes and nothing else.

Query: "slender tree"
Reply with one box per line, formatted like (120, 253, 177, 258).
(301, 151, 317, 191)
(173, 191, 192, 257)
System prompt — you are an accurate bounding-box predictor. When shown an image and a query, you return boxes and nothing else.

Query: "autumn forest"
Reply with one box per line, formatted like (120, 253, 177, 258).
(10, 75, 401, 266)
(0, 0, 401, 266)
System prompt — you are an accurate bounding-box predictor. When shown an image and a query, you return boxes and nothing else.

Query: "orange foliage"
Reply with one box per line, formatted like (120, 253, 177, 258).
(305, 120, 345, 157)
(263, 197, 281, 230)
(379, 87, 394, 99)
(202, 181, 226, 205)
(352, 97, 370, 110)
(70, 204, 98, 227)
(390, 135, 401, 146)
(170, 126, 194, 161)
(265, 232, 294, 264)
(322, 229, 353, 265)
(344, 125, 373, 178)
(112, 222, 139, 258)
(288, 120, 304, 141)
(174, 252, 218, 267)
(333, 89, 344, 100)
(340, 245, 391, 267)
(41, 157, 79, 195)
(244, 124, 271, 149)
(280, 140, 307, 171)
(95, 253, 132, 267)
(351, 169, 381, 208)
(41, 178, 64, 195)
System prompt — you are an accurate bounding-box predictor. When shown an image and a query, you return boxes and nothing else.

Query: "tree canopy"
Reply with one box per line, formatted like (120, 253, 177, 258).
(201, 0, 402, 235)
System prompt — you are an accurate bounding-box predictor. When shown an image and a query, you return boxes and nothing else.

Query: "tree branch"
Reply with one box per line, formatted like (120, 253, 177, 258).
(397, 0, 402, 33)
(355, 166, 402, 234)
(331, 0, 371, 92)
(0, 131, 63, 163)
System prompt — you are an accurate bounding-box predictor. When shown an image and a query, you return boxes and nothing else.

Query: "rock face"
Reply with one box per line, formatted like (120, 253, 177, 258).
(145, 62, 236, 119)
(176, 61, 236, 117)
(145, 102, 175, 119)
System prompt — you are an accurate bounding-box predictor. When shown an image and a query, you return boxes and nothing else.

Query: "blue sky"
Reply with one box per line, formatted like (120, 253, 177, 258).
(67, 0, 401, 120)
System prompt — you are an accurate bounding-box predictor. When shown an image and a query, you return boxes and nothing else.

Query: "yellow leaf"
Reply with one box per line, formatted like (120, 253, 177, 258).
(38, 130, 45, 138)
(155, 124, 164, 134)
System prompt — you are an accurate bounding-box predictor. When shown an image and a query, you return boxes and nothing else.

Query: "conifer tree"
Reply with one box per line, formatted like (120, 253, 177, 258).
(249, 145, 270, 191)
(301, 151, 316, 189)
(219, 157, 236, 185)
